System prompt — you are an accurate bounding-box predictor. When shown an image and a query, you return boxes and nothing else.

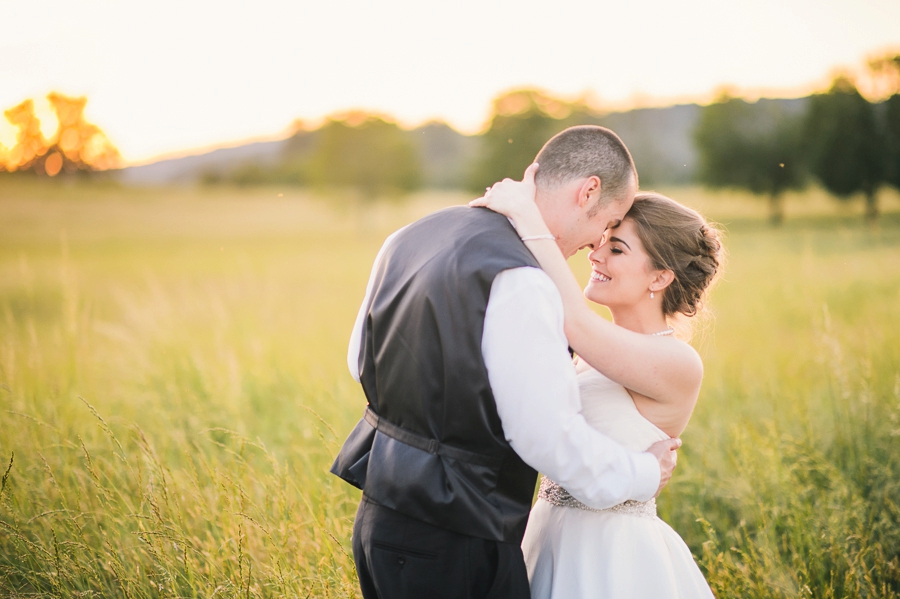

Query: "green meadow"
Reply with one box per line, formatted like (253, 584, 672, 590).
(1, 179, 899, 598)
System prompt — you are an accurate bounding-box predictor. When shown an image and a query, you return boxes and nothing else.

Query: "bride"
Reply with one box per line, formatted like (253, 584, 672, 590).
(471, 164, 723, 598)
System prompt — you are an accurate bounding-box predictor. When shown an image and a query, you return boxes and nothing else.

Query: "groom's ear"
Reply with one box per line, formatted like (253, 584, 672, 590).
(576, 176, 602, 209)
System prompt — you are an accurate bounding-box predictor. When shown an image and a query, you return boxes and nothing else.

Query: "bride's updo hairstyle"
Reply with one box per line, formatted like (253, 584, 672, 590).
(625, 193, 723, 318)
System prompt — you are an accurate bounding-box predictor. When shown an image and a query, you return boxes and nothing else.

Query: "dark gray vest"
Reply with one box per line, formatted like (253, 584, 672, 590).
(331, 206, 542, 543)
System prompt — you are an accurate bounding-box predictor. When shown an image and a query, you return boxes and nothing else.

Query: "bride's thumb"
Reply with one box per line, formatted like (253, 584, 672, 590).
(523, 162, 539, 185)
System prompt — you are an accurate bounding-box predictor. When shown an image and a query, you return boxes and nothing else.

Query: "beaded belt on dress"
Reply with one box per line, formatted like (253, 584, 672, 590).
(538, 476, 657, 520)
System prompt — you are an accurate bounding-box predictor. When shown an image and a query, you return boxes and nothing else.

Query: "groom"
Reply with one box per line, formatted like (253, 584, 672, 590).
(331, 125, 680, 598)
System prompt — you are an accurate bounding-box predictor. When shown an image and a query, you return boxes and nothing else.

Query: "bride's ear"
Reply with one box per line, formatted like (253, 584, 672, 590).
(650, 269, 675, 293)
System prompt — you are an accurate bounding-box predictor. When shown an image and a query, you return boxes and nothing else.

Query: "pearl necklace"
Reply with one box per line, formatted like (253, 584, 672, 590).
(650, 327, 675, 336)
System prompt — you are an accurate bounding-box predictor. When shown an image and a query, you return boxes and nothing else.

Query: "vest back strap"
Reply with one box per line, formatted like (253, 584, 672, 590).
(364, 407, 503, 468)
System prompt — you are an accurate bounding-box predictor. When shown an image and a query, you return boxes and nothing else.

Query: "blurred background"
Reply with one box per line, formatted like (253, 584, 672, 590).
(2, 1, 900, 598)
(2, 0, 900, 221)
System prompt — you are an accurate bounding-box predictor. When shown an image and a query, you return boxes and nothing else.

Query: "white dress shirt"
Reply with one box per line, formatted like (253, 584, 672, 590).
(348, 229, 660, 509)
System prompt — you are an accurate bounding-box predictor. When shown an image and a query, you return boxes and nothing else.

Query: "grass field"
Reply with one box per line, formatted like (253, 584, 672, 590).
(1, 178, 899, 598)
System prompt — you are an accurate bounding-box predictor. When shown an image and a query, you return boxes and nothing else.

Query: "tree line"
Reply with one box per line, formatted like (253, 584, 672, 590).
(207, 54, 900, 225)
(4, 54, 900, 225)
(695, 53, 900, 225)
(204, 91, 603, 196)
(203, 112, 423, 194)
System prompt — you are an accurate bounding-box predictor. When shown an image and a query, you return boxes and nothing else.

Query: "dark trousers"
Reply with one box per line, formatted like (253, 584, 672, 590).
(352, 496, 531, 599)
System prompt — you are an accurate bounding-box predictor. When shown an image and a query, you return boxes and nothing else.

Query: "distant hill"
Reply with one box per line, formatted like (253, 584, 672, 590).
(597, 98, 807, 186)
(116, 98, 809, 188)
(117, 139, 287, 186)
(407, 121, 479, 189)
(599, 104, 701, 186)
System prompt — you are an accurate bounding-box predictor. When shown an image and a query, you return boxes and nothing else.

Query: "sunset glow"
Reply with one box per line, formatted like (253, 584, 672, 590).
(2, 0, 898, 164)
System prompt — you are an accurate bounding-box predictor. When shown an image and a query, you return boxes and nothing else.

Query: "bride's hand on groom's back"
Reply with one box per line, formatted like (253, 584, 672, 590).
(646, 437, 682, 497)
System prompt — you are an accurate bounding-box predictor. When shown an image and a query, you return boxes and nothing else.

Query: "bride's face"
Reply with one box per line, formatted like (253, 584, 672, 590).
(584, 218, 661, 309)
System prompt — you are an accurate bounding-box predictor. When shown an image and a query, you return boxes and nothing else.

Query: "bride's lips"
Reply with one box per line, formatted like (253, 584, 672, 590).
(590, 270, 611, 282)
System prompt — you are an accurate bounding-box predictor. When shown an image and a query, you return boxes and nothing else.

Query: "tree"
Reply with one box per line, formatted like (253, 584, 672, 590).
(303, 112, 421, 195)
(1, 93, 121, 176)
(694, 94, 805, 226)
(467, 89, 598, 193)
(885, 94, 900, 191)
(45, 92, 121, 173)
(803, 77, 888, 224)
(867, 53, 900, 100)
(1, 100, 48, 173)
(868, 53, 900, 192)
(219, 129, 315, 188)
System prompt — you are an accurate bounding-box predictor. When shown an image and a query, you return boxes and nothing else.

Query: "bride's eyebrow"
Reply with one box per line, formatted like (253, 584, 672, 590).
(608, 236, 631, 250)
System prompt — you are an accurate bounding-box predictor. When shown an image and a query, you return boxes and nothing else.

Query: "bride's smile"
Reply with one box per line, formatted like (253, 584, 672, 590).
(584, 219, 662, 311)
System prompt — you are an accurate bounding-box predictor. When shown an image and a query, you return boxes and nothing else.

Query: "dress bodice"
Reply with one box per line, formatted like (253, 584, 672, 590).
(575, 366, 670, 452)
(536, 366, 671, 517)
(524, 367, 715, 599)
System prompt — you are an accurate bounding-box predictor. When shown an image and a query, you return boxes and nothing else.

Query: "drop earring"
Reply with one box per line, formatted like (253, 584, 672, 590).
(650, 291, 655, 299)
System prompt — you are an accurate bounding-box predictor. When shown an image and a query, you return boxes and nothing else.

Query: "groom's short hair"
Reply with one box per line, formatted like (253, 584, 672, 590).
(534, 125, 637, 213)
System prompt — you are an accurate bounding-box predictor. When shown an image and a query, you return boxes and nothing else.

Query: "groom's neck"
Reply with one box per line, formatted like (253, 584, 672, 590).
(534, 187, 569, 255)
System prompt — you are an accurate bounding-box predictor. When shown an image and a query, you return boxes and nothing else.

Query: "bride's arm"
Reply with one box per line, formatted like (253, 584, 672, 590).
(471, 165, 702, 405)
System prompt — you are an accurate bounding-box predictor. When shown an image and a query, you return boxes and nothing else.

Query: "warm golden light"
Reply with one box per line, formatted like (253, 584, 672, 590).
(2, 100, 46, 172)
(0, 93, 121, 175)
(44, 151, 63, 176)
(1, 0, 898, 163)
(0, 122, 15, 151)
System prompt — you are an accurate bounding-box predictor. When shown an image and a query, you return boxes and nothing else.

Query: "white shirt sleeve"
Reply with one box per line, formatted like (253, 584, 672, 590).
(482, 267, 661, 507)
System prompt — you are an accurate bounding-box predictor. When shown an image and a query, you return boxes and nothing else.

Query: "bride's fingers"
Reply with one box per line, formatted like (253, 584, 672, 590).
(523, 162, 539, 185)
(469, 195, 492, 208)
(470, 170, 537, 208)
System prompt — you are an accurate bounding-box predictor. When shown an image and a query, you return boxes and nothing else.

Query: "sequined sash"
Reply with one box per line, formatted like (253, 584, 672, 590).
(537, 476, 658, 520)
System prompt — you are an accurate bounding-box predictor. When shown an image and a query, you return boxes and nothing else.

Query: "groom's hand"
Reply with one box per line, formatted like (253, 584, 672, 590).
(646, 438, 682, 497)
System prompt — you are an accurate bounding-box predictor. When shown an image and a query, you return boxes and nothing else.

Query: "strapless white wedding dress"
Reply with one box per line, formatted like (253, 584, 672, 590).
(522, 367, 714, 598)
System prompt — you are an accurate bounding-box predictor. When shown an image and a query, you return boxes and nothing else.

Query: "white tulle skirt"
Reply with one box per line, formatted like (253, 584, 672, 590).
(522, 498, 715, 598)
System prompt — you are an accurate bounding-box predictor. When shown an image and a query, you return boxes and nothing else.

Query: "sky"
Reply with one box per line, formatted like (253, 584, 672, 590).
(2, 0, 899, 165)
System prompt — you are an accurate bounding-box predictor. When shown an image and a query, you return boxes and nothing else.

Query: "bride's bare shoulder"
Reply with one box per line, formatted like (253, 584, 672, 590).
(644, 337, 704, 403)
(672, 337, 702, 367)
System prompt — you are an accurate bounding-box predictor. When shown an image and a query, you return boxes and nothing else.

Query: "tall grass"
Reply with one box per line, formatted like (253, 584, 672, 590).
(1, 179, 899, 597)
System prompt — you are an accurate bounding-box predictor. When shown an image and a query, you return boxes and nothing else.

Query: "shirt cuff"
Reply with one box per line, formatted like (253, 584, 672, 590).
(630, 451, 661, 503)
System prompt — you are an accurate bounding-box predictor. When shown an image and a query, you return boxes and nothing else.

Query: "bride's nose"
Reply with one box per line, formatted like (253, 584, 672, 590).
(588, 246, 604, 263)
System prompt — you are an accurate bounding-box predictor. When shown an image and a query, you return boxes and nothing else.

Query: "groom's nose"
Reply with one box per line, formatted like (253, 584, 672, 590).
(590, 235, 610, 255)
(600, 225, 615, 245)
